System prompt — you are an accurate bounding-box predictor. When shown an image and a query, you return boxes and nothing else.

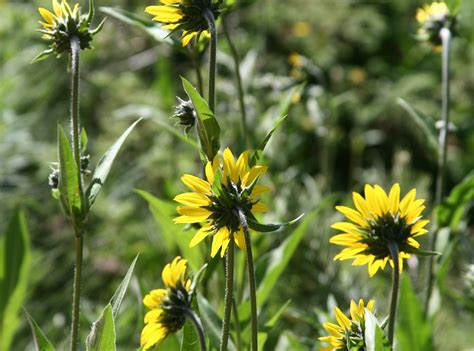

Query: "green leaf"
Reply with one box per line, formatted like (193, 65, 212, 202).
(246, 213, 304, 233)
(109, 255, 138, 319)
(397, 98, 438, 160)
(434, 172, 474, 230)
(24, 310, 55, 351)
(135, 190, 203, 271)
(180, 298, 203, 351)
(364, 309, 390, 351)
(86, 118, 141, 209)
(85, 304, 116, 351)
(181, 77, 221, 161)
(396, 275, 433, 351)
(81, 128, 88, 154)
(30, 48, 54, 64)
(252, 83, 305, 165)
(0, 209, 31, 351)
(99, 7, 179, 46)
(189, 263, 207, 296)
(239, 195, 336, 321)
(58, 125, 83, 219)
(402, 247, 441, 256)
(197, 294, 236, 351)
(259, 300, 291, 350)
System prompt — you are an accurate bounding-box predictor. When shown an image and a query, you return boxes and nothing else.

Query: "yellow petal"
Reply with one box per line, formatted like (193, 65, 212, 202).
(331, 222, 360, 234)
(250, 185, 271, 199)
(223, 148, 238, 183)
(374, 185, 389, 214)
(399, 188, 416, 217)
(350, 300, 359, 321)
(234, 228, 246, 250)
(323, 322, 343, 337)
(52, 0, 62, 17)
(181, 174, 211, 194)
(364, 184, 382, 217)
(334, 307, 351, 330)
(174, 192, 211, 206)
(174, 215, 209, 224)
(242, 165, 268, 188)
(388, 183, 400, 215)
(190, 225, 213, 247)
(251, 202, 269, 213)
(329, 233, 361, 246)
(38, 8, 55, 24)
(335, 206, 367, 227)
(236, 150, 250, 180)
(177, 206, 211, 218)
(366, 299, 375, 312)
(211, 227, 228, 258)
(182, 30, 198, 46)
(352, 191, 370, 218)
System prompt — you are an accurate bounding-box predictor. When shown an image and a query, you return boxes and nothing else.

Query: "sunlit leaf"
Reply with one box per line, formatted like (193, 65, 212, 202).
(24, 310, 55, 351)
(85, 304, 116, 351)
(109, 255, 139, 319)
(364, 309, 390, 351)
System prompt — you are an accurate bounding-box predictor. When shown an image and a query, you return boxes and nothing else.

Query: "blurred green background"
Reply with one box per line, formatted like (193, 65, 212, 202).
(1, 0, 473, 349)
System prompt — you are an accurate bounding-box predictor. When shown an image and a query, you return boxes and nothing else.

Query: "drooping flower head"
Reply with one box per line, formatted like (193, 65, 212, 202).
(141, 257, 192, 350)
(145, 0, 221, 46)
(174, 148, 270, 257)
(35, 0, 104, 61)
(319, 299, 375, 351)
(416, 2, 455, 50)
(330, 184, 429, 277)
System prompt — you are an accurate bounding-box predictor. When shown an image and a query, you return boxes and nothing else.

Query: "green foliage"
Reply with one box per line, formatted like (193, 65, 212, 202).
(435, 172, 474, 230)
(396, 275, 433, 351)
(87, 118, 142, 209)
(24, 310, 55, 351)
(86, 304, 116, 351)
(364, 309, 390, 351)
(181, 77, 221, 161)
(0, 209, 31, 351)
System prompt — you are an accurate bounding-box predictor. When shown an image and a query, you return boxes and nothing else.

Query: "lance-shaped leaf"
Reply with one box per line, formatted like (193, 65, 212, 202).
(85, 304, 116, 351)
(0, 209, 31, 351)
(246, 213, 304, 233)
(364, 309, 390, 351)
(397, 98, 438, 160)
(181, 77, 221, 161)
(24, 310, 55, 351)
(58, 125, 84, 219)
(251, 83, 305, 165)
(109, 255, 138, 318)
(86, 118, 141, 209)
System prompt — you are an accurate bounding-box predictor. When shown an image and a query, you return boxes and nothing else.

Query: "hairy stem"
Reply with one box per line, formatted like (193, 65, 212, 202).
(69, 36, 84, 351)
(388, 241, 400, 347)
(203, 9, 217, 113)
(220, 240, 234, 351)
(222, 18, 248, 146)
(238, 209, 258, 351)
(185, 308, 207, 351)
(425, 27, 451, 317)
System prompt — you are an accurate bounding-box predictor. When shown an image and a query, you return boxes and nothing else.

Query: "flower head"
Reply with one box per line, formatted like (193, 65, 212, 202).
(141, 257, 192, 350)
(172, 97, 196, 134)
(174, 148, 270, 257)
(35, 0, 104, 61)
(145, 0, 220, 46)
(330, 184, 429, 277)
(319, 299, 375, 351)
(416, 2, 455, 50)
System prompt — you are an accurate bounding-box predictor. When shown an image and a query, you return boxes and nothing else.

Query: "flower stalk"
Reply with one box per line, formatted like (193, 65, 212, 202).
(220, 240, 234, 351)
(222, 18, 248, 146)
(203, 9, 217, 113)
(238, 208, 258, 351)
(185, 309, 207, 351)
(387, 241, 400, 347)
(425, 27, 451, 317)
(69, 35, 84, 351)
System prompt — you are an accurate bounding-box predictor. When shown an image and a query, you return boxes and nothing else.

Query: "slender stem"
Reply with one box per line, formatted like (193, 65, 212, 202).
(237, 209, 258, 351)
(232, 297, 243, 351)
(222, 18, 248, 146)
(70, 235, 83, 351)
(203, 9, 217, 113)
(387, 241, 400, 347)
(425, 27, 451, 317)
(69, 36, 85, 351)
(185, 309, 207, 351)
(220, 240, 234, 351)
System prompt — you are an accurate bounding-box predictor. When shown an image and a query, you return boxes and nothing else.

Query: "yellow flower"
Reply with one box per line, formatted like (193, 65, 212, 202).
(141, 257, 192, 350)
(330, 184, 429, 277)
(416, 2, 454, 50)
(35, 0, 104, 61)
(319, 299, 375, 351)
(145, 0, 220, 46)
(174, 147, 270, 257)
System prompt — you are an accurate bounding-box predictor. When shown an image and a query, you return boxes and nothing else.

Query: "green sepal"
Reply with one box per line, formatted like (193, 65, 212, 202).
(181, 77, 221, 161)
(246, 213, 304, 233)
(31, 49, 54, 64)
(403, 246, 441, 257)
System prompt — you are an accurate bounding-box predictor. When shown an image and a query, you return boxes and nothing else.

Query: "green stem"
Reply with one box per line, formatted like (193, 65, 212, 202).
(185, 309, 207, 351)
(220, 239, 234, 351)
(387, 241, 400, 347)
(203, 9, 217, 113)
(69, 36, 85, 351)
(70, 235, 83, 351)
(425, 27, 451, 317)
(222, 18, 248, 146)
(238, 209, 258, 351)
